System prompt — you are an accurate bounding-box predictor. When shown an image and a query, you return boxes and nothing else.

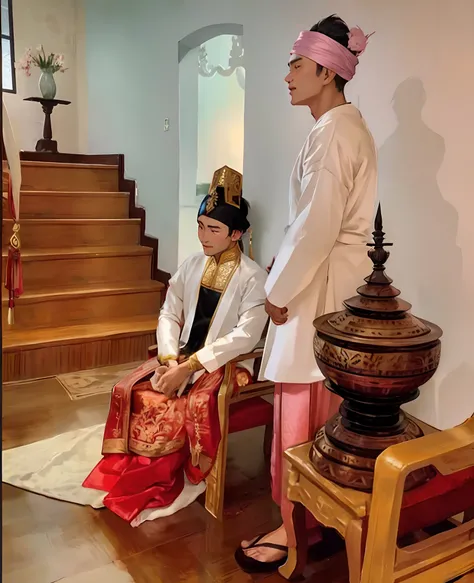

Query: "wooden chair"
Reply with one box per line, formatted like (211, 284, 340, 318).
(279, 415, 474, 582)
(147, 342, 275, 520)
(360, 414, 474, 583)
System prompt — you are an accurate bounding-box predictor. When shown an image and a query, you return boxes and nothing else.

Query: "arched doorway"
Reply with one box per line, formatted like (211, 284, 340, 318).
(178, 24, 245, 264)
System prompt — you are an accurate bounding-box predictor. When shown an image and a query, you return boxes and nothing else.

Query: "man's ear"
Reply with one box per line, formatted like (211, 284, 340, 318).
(230, 229, 243, 242)
(322, 67, 337, 86)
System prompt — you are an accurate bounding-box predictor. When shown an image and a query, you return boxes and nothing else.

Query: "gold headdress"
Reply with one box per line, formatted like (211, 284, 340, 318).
(206, 165, 243, 213)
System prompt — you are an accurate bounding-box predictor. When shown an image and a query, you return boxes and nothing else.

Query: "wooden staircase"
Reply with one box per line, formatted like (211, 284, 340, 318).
(2, 154, 167, 382)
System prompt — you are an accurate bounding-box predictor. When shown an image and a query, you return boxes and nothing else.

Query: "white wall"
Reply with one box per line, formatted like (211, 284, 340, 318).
(178, 34, 245, 265)
(84, 0, 474, 429)
(84, 0, 180, 273)
(178, 207, 201, 267)
(177, 46, 200, 266)
(196, 35, 245, 183)
(4, 0, 85, 153)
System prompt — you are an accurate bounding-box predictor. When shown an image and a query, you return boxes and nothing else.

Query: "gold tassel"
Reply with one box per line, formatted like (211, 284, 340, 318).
(8, 307, 14, 325)
(248, 228, 254, 260)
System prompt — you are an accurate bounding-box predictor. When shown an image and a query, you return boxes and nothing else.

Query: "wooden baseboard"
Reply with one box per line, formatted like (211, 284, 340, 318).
(3, 330, 155, 382)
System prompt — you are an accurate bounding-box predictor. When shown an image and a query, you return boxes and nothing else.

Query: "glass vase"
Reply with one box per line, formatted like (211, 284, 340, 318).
(39, 70, 57, 100)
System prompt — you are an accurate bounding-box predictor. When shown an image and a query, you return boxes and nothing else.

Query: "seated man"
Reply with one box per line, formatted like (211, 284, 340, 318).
(83, 166, 268, 525)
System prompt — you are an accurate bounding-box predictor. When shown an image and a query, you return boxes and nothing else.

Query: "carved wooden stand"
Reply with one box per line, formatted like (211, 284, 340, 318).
(310, 205, 443, 491)
(24, 97, 71, 153)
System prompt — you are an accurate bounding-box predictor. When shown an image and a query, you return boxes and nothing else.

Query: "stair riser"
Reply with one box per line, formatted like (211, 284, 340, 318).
(4, 289, 163, 329)
(21, 166, 119, 192)
(3, 159, 161, 383)
(2, 332, 155, 382)
(2, 254, 152, 289)
(2, 222, 140, 248)
(14, 194, 129, 219)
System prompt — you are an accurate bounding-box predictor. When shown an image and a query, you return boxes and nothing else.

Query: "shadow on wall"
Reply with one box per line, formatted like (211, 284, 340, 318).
(378, 77, 468, 428)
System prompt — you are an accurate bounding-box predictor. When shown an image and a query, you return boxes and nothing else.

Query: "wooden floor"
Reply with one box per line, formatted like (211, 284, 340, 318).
(2, 377, 349, 583)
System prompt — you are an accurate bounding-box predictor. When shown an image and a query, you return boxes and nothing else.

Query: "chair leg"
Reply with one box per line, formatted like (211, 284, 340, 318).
(346, 519, 364, 583)
(205, 429, 229, 521)
(263, 422, 273, 459)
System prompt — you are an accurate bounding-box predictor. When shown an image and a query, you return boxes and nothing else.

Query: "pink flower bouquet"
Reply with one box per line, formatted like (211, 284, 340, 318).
(15, 45, 67, 77)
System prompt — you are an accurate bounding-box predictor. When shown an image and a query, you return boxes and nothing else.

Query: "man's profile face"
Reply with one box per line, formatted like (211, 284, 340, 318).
(284, 55, 325, 106)
(197, 215, 242, 257)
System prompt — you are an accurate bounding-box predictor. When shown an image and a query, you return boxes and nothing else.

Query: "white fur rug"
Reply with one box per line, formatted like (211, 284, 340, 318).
(2, 423, 206, 527)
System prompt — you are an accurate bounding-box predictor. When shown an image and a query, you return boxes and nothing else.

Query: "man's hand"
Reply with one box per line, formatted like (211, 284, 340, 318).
(150, 359, 179, 391)
(266, 257, 275, 274)
(265, 298, 288, 326)
(156, 362, 192, 398)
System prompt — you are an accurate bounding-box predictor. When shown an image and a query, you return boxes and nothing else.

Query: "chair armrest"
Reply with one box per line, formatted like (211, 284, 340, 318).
(376, 416, 474, 479)
(219, 345, 266, 401)
(229, 347, 264, 364)
(360, 416, 474, 583)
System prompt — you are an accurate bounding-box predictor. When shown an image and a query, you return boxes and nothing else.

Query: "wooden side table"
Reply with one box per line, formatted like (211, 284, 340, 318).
(279, 441, 370, 582)
(24, 97, 71, 153)
(279, 418, 439, 583)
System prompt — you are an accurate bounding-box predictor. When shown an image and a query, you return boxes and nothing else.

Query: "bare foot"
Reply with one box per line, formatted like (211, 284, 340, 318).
(241, 525, 288, 563)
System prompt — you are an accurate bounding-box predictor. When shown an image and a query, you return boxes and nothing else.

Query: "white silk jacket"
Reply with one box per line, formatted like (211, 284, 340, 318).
(262, 104, 377, 383)
(157, 247, 268, 378)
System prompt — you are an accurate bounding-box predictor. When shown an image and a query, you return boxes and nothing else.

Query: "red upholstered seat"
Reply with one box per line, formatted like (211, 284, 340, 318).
(398, 466, 474, 536)
(229, 397, 273, 434)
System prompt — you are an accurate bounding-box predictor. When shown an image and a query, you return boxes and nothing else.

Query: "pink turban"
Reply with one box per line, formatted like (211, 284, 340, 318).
(290, 27, 373, 81)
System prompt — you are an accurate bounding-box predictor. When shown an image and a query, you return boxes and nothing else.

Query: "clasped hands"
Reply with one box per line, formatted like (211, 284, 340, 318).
(265, 298, 288, 326)
(150, 358, 192, 398)
(265, 256, 288, 326)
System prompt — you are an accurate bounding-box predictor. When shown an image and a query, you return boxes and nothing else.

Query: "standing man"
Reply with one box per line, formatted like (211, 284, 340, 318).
(236, 15, 377, 573)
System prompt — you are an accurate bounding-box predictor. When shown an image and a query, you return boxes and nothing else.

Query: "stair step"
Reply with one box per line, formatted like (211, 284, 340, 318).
(2, 315, 158, 382)
(1, 245, 153, 289)
(11, 191, 130, 219)
(2, 218, 141, 248)
(3, 314, 158, 349)
(2, 281, 165, 329)
(1, 156, 162, 383)
(20, 161, 119, 192)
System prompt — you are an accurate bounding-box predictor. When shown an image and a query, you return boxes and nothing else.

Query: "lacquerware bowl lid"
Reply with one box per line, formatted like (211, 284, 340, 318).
(314, 205, 442, 348)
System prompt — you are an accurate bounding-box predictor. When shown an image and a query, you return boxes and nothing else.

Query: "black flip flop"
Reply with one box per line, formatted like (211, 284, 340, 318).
(234, 534, 288, 574)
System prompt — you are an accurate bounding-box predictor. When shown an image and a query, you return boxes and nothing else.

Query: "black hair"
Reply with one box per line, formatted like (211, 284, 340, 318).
(310, 14, 355, 93)
(227, 195, 250, 236)
(234, 197, 250, 251)
(238, 196, 250, 223)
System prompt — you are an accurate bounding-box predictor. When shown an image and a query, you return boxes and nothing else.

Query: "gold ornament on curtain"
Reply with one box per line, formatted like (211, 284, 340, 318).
(2, 99, 23, 324)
